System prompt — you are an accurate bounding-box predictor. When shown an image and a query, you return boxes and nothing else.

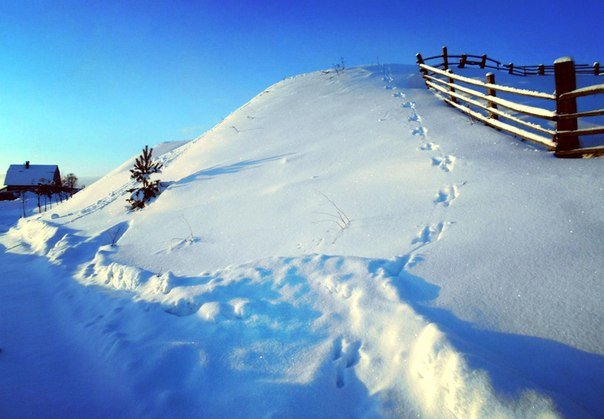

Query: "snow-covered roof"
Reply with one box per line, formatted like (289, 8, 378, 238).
(4, 164, 60, 186)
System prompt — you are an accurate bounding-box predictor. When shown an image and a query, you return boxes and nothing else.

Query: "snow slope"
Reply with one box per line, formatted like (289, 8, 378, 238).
(1, 65, 602, 417)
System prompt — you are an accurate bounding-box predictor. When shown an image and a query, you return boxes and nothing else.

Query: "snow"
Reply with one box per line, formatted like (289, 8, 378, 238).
(0, 251, 133, 415)
(1, 64, 603, 417)
(560, 83, 604, 99)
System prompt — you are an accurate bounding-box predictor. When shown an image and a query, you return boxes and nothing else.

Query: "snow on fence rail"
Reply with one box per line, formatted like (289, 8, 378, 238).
(416, 47, 604, 158)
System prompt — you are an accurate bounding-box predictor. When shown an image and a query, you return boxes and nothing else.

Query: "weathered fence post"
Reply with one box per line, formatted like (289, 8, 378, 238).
(538, 64, 545, 75)
(485, 73, 498, 120)
(554, 57, 579, 152)
(442, 46, 449, 70)
(416, 53, 428, 88)
(447, 69, 457, 104)
(508, 63, 514, 74)
(459, 54, 467, 68)
(480, 54, 487, 69)
(595, 62, 601, 75)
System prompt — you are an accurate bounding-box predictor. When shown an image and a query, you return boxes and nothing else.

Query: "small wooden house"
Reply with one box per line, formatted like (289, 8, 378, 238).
(4, 161, 62, 191)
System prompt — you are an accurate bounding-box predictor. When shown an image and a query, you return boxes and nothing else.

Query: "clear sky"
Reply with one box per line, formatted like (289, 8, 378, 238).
(1, 0, 602, 182)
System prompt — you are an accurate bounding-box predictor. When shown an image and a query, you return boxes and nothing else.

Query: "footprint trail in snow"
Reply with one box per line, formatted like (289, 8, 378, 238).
(395, 91, 463, 254)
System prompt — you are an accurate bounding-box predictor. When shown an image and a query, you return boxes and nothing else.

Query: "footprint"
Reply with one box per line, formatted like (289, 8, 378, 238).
(334, 338, 362, 388)
(432, 155, 456, 172)
(420, 142, 440, 151)
(412, 126, 426, 137)
(402, 101, 416, 109)
(412, 223, 445, 245)
(408, 113, 421, 122)
(434, 185, 459, 207)
(392, 92, 406, 98)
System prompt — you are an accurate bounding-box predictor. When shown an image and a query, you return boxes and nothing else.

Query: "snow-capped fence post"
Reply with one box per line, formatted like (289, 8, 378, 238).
(508, 63, 514, 74)
(442, 46, 449, 70)
(594, 62, 601, 75)
(485, 73, 498, 120)
(554, 57, 580, 152)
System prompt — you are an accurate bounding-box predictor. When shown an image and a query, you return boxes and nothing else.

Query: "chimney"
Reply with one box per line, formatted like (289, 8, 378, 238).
(25, 161, 30, 169)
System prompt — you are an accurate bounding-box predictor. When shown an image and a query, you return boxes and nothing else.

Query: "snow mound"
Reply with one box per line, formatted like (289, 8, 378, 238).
(1, 65, 602, 417)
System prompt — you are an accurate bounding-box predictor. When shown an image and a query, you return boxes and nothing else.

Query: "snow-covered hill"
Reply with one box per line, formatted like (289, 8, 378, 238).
(1, 65, 602, 417)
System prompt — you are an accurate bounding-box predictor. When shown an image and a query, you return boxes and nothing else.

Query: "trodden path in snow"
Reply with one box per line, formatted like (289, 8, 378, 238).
(0, 249, 133, 417)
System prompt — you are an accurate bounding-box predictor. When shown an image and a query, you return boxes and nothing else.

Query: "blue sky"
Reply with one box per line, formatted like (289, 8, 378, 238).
(1, 0, 602, 182)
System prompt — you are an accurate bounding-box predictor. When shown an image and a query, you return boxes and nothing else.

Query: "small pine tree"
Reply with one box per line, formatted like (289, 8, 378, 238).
(127, 145, 163, 210)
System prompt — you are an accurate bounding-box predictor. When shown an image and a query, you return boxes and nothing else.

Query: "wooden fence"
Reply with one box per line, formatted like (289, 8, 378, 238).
(416, 47, 604, 158)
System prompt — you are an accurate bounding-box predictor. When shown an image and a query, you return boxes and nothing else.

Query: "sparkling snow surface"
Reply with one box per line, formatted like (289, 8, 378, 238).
(1, 65, 602, 417)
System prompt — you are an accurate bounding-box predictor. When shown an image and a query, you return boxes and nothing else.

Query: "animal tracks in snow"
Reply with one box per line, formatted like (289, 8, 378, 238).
(399, 98, 444, 155)
(333, 337, 362, 388)
(398, 94, 456, 175)
(412, 223, 446, 245)
(393, 91, 458, 252)
(412, 126, 427, 137)
(434, 185, 459, 207)
(408, 113, 421, 122)
(420, 142, 440, 151)
(431, 155, 456, 173)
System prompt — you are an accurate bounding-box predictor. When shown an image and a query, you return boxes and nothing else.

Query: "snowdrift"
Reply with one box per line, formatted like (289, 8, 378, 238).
(1, 65, 602, 417)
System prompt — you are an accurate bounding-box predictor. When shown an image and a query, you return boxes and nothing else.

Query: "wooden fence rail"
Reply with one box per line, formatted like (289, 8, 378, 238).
(421, 47, 602, 77)
(416, 47, 604, 158)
